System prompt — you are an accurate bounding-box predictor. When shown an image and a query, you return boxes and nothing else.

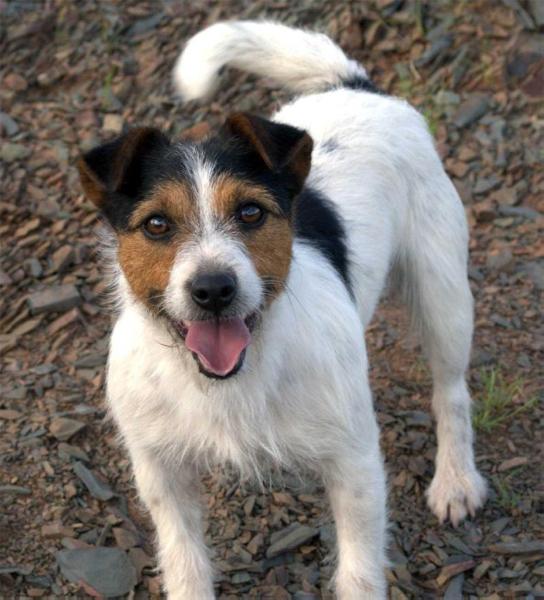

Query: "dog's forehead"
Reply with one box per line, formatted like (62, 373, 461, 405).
(142, 140, 282, 227)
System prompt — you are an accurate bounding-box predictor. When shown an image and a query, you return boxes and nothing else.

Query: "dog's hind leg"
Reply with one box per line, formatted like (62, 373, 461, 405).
(397, 168, 487, 525)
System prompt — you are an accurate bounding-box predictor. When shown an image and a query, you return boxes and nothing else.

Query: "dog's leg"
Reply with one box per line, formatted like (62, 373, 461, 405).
(423, 297, 487, 525)
(398, 173, 487, 525)
(130, 449, 214, 599)
(322, 432, 387, 598)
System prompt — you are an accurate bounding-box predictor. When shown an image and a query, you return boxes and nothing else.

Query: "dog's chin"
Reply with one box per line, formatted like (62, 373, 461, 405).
(170, 313, 258, 380)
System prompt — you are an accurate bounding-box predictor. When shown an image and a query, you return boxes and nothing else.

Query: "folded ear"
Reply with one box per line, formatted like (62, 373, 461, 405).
(224, 113, 313, 194)
(77, 127, 170, 208)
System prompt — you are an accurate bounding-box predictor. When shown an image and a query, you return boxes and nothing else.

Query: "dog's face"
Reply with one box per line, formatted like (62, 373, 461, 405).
(78, 114, 313, 379)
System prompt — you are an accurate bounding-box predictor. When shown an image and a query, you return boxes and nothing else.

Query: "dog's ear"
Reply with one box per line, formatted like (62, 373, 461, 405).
(180, 121, 210, 142)
(224, 113, 313, 194)
(77, 127, 170, 208)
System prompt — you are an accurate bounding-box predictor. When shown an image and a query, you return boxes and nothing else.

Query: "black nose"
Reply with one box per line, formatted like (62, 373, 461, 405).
(191, 272, 237, 312)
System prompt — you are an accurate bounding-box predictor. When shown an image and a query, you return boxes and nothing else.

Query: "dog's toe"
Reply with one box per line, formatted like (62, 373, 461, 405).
(426, 467, 487, 526)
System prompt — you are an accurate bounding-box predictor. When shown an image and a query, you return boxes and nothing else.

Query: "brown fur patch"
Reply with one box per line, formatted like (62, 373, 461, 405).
(77, 156, 106, 207)
(226, 113, 274, 169)
(212, 176, 293, 301)
(118, 180, 196, 310)
(127, 180, 196, 230)
(244, 217, 293, 301)
(77, 127, 167, 208)
(225, 113, 313, 193)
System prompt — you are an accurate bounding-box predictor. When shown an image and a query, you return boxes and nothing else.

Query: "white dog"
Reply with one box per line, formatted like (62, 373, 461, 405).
(77, 21, 487, 599)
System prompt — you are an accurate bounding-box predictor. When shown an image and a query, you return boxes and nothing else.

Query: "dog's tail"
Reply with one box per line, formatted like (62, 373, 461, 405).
(173, 21, 370, 101)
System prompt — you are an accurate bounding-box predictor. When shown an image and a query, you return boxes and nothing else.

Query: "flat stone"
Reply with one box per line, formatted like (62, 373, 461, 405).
(49, 245, 75, 273)
(4, 385, 27, 400)
(474, 175, 501, 195)
(522, 261, 544, 290)
(0, 111, 19, 136)
(453, 94, 490, 128)
(127, 12, 164, 36)
(56, 547, 137, 597)
(1, 142, 31, 162)
(102, 114, 123, 134)
(42, 522, 74, 539)
(0, 270, 12, 285)
(266, 523, 318, 558)
(498, 205, 540, 220)
(26, 258, 43, 278)
(488, 541, 544, 555)
(73, 461, 115, 501)
(128, 547, 153, 580)
(4, 72, 27, 90)
(443, 573, 464, 599)
(471, 348, 494, 367)
(247, 532, 264, 555)
(416, 34, 453, 67)
(48, 308, 80, 335)
(390, 587, 409, 600)
(31, 363, 57, 375)
(529, 0, 544, 26)
(498, 456, 528, 471)
(0, 484, 31, 495)
(0, 409, 22, 419)
(492, 187, 518, 206)
(58, 442, 89, 462)
(75, 353, 107, 368)
(49, 418, 86, 441)
(28, 284, 81, 314)
(113, 527, 139, 549)
(231, 571, 251, 584)
(486, 248, 514, 272)
(437, 560, 475, 586)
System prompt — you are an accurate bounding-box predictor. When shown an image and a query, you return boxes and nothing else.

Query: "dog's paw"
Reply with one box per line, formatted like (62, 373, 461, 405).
(426, 467, 487, 526)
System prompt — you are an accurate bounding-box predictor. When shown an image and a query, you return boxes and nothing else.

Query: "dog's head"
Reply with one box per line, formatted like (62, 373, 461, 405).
(78, 114, 313, 379)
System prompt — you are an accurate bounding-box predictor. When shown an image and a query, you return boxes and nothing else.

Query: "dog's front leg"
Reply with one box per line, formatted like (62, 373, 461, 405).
(322, 442, 387, 599)
(130, 448, 214, 600)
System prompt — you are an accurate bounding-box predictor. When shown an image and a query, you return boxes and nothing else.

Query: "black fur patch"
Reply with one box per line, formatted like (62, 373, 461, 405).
(294, 188, 352, 293)
(341, 75, 383, 95)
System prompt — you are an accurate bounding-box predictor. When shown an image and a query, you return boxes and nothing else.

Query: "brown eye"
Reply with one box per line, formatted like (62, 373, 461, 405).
(143, 215, 171, 239)
(238, 203, 265, 227)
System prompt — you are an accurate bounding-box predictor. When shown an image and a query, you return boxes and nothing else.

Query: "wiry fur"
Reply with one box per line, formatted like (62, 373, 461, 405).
(102, 21, 487, 599)
(173, 20, 367, 100)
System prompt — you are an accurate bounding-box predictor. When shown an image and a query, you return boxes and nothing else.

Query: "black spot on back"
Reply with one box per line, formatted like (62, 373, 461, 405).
(340, 75, 383, 95)
(294, 188, 352, 293)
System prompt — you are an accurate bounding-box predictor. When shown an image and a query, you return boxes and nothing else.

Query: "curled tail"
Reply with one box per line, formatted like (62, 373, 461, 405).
(173, 20, 370, 101)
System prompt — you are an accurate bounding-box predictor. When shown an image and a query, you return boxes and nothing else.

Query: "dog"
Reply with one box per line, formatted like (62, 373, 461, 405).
(77, 21, 487, 599)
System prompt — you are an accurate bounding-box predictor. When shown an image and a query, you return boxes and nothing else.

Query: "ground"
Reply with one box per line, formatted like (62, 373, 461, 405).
(1, 0, 543, 598)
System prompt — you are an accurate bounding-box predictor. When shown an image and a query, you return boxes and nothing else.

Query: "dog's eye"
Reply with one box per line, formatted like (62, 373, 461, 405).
(143, 215, 171, 239)
(237, 203, 265, 227)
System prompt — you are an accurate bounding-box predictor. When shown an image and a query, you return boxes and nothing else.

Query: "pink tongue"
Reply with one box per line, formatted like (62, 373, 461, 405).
(185, 317, 251, 376)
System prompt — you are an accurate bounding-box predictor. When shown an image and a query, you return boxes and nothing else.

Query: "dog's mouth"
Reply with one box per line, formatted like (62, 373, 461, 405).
(172, 313, 257, 379)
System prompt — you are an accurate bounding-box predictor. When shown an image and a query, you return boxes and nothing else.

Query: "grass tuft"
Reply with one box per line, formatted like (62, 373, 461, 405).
(492, 474, 521, 512)
(472, 368, 537, 433)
